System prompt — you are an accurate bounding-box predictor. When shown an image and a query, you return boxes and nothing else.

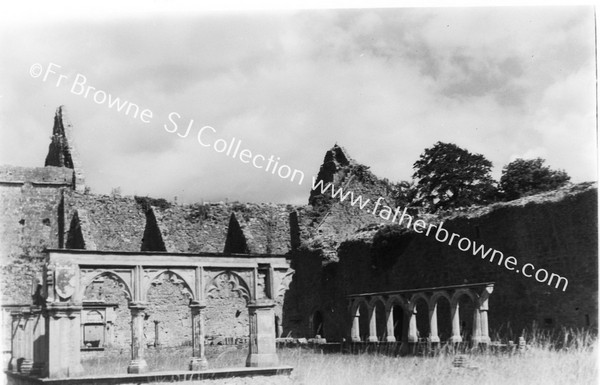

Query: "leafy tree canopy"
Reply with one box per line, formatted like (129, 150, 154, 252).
(412, 141, 496, 212)
(499, 158, 570, 201)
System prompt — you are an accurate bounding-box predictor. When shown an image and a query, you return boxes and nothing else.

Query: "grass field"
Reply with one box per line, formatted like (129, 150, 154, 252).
(81, 329, 598, 385)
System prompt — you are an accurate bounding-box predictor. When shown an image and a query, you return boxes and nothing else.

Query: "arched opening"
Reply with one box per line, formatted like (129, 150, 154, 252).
(374, 301, 386, 341)
(435, 296, 452, 342)
(358, 302, 369, 341)
(392, 305, 404, 341)
(415, 298, 430, 340)
(457, 293, 475, 342)
(83, 272, 131, 349)
(205, 271, 251, 343)
(312, 310, 324, 337)
(146, 271, 193, 347)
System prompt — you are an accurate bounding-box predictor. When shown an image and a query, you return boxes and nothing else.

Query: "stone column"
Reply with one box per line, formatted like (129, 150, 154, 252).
(471, 308, 482, 345)
(275, 316, 283, 338)
(246, 300, 278, 367)
(31, 307, 46, 376)
(350, 307, 360, 342)
(480, 308, 490, 345)
(127, 302, 148, 374)
(189, 302, 208, 371)
(407, 307, 418, 343)
(429, 305, 440, 344)
(367, 307, 378, 342)
(20, 308, 34, 374)
(45, 303, 84, 379)
(478, 291, 491, 345)
(385, 308, 396, 342)
(9, 311, 23, 373)
(450, 302, 462, 344)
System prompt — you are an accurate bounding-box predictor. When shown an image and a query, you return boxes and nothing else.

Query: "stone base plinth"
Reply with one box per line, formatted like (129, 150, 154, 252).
(6, 366, 293, 385)
(246, 300, 278, 368)
(246, 353, 279, 367)
(126, 359, 148, 374)
(189, 357, 208, 371)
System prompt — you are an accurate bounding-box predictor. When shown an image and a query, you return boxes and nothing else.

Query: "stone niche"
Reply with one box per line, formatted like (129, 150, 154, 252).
(81, 302, 118, 350)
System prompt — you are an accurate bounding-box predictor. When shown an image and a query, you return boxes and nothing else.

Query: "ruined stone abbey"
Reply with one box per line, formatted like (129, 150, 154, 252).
(1, 107, 597, 378)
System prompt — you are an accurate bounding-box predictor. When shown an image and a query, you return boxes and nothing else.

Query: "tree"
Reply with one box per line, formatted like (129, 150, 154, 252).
(391, 180, 418, 208)
(412, 142, 496, 212)
(499, 158, 570, 201)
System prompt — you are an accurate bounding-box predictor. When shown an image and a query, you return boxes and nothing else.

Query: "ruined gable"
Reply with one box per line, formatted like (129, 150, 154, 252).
(44, 106, 85, 192)
(63, 192, 147, 252)
(298, 144, 398, 263)
(152, 201, 296, 254)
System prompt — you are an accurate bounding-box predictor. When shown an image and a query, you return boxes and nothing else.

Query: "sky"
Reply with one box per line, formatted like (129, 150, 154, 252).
(0, 4, 597, 205)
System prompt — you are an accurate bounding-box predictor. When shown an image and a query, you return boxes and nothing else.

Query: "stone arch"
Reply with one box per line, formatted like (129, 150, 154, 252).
(430, 291, 451, 307)
(145, 271, 193, 347)
(82, 271, 132, 348)
(451, 289, 476, 307)
(410, 294, 430, 340)
(387, 295, 407, 342)
(386, 295, 408, 312)
(431, 293, 452, 342)
(453, 290, 476, 342)
(370, 298, 386, 341)
(349, 298, 366, 319)
(205, 271, 252, 340)
(81, 270, 132, 302)
(206, 271, 251, 304)
(353, 300, 370, 342)
(145, 269, 194, 302)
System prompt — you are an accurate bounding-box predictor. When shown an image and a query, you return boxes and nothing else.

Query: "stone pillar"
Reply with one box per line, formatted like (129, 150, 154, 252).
(189, 302, 208, 371)
(9, 311, 23, 373)
(450, 302, 462, 344)
(480, 308, 490, 345)
(385, 308, 396, 342)
(471, 308, 482, 345)
(127, 302, 148, 374)
(20, 308, 34, 374)
(350, 307, 360, 342)
(31, 307, 46, 376)
(407, 307, 418, 343)
(275, 316, 283, 338)
(45, 303, 84, 378)
(428, 305, 440, 344)
(367, 307, 378, 342)
(246, 300, 278, 367)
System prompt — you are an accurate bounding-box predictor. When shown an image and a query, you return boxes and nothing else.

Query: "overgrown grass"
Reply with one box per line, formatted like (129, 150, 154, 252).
(81, 329, 598, 385)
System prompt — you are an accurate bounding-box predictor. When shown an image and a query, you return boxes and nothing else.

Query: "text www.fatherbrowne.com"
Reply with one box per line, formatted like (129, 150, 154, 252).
(311, 178, 569, 292)
(30, 61, 569, 292)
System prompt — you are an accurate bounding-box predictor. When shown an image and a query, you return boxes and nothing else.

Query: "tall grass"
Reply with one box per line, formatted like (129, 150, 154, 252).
(81, 329, 597, 385)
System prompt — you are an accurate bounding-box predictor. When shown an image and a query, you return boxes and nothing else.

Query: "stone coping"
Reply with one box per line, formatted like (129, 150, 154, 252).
(6, 366, 293, 385)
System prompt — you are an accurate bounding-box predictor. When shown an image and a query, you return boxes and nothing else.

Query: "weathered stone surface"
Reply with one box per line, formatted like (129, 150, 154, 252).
(291, 180, 598, 340)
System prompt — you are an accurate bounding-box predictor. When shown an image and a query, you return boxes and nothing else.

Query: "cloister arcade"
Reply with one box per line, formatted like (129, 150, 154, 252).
(8, 249, 293, 379)
(348, 282, 494, 350)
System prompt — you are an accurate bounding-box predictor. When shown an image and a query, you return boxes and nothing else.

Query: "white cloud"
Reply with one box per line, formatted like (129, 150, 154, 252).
(0, 7, 595, 204)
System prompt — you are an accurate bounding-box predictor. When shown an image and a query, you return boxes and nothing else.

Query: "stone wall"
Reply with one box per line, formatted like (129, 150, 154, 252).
(0, 166, 72, 303)
(83, 274, 132, 348)
(290, 182, 598, 341)
(145, 272, 192, 347)
(152, 202, 294, 254)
